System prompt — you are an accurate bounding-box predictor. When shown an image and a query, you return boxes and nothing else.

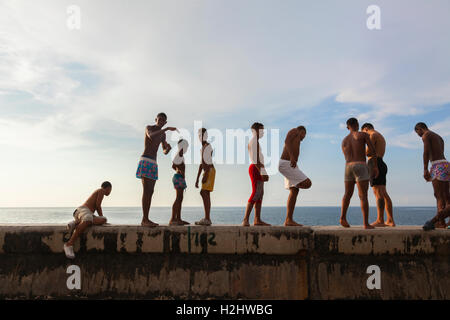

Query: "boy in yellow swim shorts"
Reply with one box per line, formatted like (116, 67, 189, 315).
(195, 128, 215, 226)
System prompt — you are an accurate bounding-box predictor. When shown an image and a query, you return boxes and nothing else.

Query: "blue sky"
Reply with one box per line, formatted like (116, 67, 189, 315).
(0, 0, 449, 207)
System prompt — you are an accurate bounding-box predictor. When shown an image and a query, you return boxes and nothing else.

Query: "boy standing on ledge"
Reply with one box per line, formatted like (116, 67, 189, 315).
(64, 181, 112, 259)
(136, 112, 178, 227)
(170, 139, 190, 226)
(195, 128, 215, 226)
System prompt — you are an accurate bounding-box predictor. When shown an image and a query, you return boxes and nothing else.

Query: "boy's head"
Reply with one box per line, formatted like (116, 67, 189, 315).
(155, 112, 167, 127)
(346, 118, 359, 131)
(251, 122, 264, 138)
(361, 123, 374, 133)
(297, 125, 306, 141)
(101, 181, 112, 196)
(414, 122, 428, 137)
(198, 128, 208, 142)
(177, 139, 189, 155)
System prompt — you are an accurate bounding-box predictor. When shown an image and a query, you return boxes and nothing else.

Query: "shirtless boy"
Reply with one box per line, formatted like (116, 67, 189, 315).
(64, 181, 112, 259)
(341, 118, 378, 229)
(278, 126, 312, 227)
(136, 112, 177, 227)
(195, 128, 215, 226)
(361, 123, 395, 227)
(170, 139, 189, 226)
(414, 122, 450, 230)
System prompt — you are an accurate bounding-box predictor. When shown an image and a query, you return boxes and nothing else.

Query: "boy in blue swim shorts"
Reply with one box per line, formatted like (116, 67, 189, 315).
(170, 139, 189, 226)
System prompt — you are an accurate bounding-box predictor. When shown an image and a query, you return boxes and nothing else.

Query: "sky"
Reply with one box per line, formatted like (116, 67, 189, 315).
(0, 0, 449, 207)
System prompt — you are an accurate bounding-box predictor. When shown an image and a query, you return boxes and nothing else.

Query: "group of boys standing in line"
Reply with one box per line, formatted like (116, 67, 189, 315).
(63, 112, 449, 259)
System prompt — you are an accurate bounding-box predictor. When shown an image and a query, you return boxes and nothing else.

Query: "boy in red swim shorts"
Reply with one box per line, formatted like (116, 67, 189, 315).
(242, 122, 271, 227)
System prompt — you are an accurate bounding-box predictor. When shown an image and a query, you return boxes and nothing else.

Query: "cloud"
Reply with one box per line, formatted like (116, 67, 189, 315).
(388, 118, 450, 149)
(1, 0, 450, 151)
(0, 115, 92, 150)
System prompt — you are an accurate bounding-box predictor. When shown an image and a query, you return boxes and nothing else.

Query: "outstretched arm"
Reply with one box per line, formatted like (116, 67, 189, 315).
(146, 126, 178, 139)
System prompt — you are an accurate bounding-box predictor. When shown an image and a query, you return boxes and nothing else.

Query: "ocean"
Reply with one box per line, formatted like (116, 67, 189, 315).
(0, 206, 437, 226)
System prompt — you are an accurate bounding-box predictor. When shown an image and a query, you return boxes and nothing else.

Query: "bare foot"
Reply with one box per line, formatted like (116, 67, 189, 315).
(169, 220, 181, 226)
(364, 224, 375, 230)
(141, 220, 158, 227)
(385, 221, 396, 227)
(242, 220, 250, 227)
(370, 221, 387, 227)
(435, 220, 447, 229)
(340, 219, 350, 228)
(254, 220, 271, 226)
(284, 220, 303, 227)
(180, 220, 190, 225)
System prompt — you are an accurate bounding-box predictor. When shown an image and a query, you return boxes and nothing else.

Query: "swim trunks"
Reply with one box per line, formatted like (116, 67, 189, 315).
(201, 167, 216, 192)
(430, 160, 449, 182)
(172, 173, 187, 190)
(368, 157, 388, 186)
(278, 159, 308, 189)
(248, 164, 264, 204)
(136, 156, 158, 180)
(73, 206, 94, 223)
(345, 162, 370, 182)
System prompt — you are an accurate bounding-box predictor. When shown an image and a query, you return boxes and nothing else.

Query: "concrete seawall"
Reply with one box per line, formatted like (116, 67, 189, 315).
(0, 225, 448, 299)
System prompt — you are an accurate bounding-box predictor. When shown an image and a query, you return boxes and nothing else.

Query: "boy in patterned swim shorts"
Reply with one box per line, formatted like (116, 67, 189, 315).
(136, 112, 178, 227)
(415, 122, 450, 230)
(170, 139, 189, 226)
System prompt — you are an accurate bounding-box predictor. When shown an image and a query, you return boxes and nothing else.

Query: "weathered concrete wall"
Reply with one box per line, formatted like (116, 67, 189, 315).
(0, 225, 448, 299)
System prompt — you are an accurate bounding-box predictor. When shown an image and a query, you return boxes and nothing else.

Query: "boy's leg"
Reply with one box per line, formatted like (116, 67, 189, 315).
(371, 186, 386, 227)
(170, 196, 178, 224)
(381, 187, 395, 226)
(284, 187, 302, 226)
(356, 180, 374, 229)
(200, 190, 211, 221)
(141, 177, 158, 227)
(243, 202, 254, 226)
(431, 180, 447, 227)
(254, 202, 270, 226)
(341, 181, 355, 227)
(170, 189, 184, 225)
(66, 221, 92, 247)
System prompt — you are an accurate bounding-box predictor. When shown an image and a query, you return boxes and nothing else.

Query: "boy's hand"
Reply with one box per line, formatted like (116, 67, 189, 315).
(372, 166, 379, 179)
(290, 159, 297, 168)
(163, 144, 172, 154)
(262, 175, 269, 182)
(165, 127, 179, 132)
(424, 169, 431, 182)
(195, 180, 199, 188)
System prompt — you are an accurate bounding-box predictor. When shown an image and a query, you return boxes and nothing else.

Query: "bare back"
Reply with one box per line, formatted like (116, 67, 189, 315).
(423, 131, 446, 161)
(342, 131, 370, 163)
(366, 130, 386, 159)
(142, 125, 166, 159)
(82, 189, 104, 213)
(280, 128, 301, 162)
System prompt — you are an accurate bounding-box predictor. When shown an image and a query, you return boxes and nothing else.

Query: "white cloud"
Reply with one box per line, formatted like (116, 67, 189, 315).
(1, 0, 449, 148)
(388, 118, 450, 149)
